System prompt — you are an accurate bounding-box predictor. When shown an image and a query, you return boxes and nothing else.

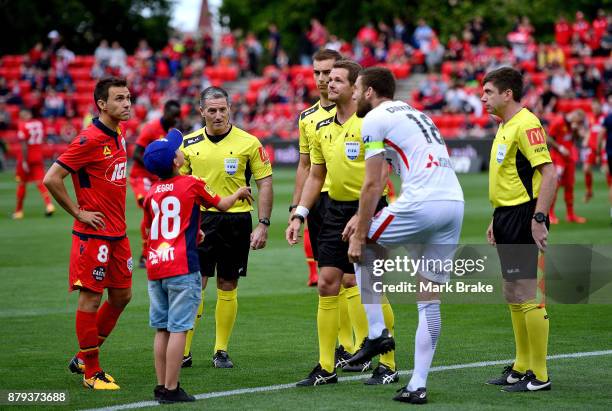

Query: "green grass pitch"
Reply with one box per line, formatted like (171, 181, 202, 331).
(0, 167, 611, 410)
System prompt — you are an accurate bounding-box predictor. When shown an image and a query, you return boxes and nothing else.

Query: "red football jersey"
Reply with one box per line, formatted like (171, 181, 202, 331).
(56, 118, 128, 238)
(17, 119, 45, 163)
(130, 118, 168, 179)
(588, 114, 604, 148)
(549, 117, 576, 149)
(554, 21, 572, 45)
(143, 175, 221, 280)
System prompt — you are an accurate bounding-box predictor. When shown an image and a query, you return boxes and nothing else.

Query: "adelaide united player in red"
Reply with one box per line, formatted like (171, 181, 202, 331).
(43, 77, 133, 390)
(546, 109, 587, 224)
(129, 100, 181, 268)
(583, 101, 610, 202)
(12, 108, 55, 219)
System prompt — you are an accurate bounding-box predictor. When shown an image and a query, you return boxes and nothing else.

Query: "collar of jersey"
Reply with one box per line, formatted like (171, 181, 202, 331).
(205, 125, 232, 143)
(321, 103, 336, 112)
(93, 117, 119, 138)
(333, 112, 355, 126)
(502, 107, 526, 128)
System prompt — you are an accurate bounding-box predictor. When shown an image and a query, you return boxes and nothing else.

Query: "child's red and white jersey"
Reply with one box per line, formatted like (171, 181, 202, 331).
(144, 175, 220, 280)
(362, 100, 463, 212)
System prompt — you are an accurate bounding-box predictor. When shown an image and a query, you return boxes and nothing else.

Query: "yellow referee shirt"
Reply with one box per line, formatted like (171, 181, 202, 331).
(311, 113, 386, 201)
(489, 108, 552, 208)
(180, 125, 273, 212)
(299, 101, 335, 193)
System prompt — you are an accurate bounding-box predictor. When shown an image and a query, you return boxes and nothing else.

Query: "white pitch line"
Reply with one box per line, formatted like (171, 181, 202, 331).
(82, 349, 612, 411)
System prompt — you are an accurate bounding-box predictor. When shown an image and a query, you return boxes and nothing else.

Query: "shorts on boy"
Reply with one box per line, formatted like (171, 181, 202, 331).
(148, 271, 202, 332)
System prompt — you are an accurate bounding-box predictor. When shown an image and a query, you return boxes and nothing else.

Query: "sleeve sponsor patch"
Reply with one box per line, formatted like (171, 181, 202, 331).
(258, 146, 270, 163)
(300, 104, 319, 120)
(526, 127, 546, 146)
(183, 134, 204, 147)
(316, 117, 334, 130)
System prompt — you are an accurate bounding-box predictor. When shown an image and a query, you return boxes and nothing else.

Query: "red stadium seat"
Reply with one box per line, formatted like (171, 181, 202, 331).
(521, 60, 537, 73)
(6, 105, 20, 123)
(1, 55, 24, 68)
(18, 80, 31, 93)
(531, 72, 547, 87)
(556, 99, 572, 113)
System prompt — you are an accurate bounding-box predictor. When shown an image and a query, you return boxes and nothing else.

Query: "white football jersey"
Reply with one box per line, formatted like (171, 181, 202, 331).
(362, 100, 464, 211)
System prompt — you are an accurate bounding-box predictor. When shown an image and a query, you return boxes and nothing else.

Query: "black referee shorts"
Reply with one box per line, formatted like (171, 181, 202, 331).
(306, 191, 331, 261)
(318, 197, 387, 274)
(198, 211, 252, 280)
(493, 199, 549, 280)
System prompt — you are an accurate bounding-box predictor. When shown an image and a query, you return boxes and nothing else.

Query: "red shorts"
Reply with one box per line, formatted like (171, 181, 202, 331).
(129, 176, 155, 207)
(16, 161, 45, 183)
(584, 146, 607, 166)
(553, 158, 576, 187)
(69, 234, 133, 293)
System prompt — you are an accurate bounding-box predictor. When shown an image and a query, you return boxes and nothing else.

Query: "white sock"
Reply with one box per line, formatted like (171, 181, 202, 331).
(407, 302, 441, 391)
(354, 263, 385, 338)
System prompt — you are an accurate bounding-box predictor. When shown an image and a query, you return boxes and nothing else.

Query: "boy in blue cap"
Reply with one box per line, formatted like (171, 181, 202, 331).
(143, 129, 252, 403)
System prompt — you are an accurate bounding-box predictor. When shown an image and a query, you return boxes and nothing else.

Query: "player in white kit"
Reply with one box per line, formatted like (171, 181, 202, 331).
(344, 67, 464, 404)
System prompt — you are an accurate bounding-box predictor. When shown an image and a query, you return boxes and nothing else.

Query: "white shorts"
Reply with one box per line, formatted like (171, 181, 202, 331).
(367, 200, 464, 283)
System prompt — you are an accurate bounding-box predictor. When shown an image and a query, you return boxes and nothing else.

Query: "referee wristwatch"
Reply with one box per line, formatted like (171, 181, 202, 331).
(259, 217, 271, 226)
(533, 212, 547, 224)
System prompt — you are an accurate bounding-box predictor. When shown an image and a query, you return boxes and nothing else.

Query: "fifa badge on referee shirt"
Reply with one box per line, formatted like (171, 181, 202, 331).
(345, 142, 360, 160)
(496, 143, 507, 164)
(224, 158, 239, 175)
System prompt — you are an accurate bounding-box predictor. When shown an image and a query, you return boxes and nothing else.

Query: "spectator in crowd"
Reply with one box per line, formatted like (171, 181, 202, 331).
(245, 32, 263, 75)
(42, 87, 65, 118)
(109, 41, 128, 75)
(267, 24, 282, 67)
(92, 39, 112, 77)
(135, 39, 153, 62)
(536, 81, 559, 114)
(554, 16, 572, 46)
(0, 98, 11, 130)
(29, 42, 44, 64)
(325, 34, 342, 51)
(393, 17, 409, 44)
(572, 11, 590, 43)
(308, 18, 328, 49)
(413, 18, 434, 50)
(582, 65, 602, 98)
(469, 16, 486, 45)
(550, 65, 573, 97)
(570, 32, 591, 57)
(298, 30, 315, 65)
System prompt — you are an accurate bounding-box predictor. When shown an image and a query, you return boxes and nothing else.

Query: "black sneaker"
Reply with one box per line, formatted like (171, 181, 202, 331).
(486, 364, 524, 385)
(296, 363, 338, 387)
(153, 385, 165, 400)
(212, 350, 234, 368)
(393, 386, 427, 404)
(138, 255, 146, 269)
(182, 352, 192, 368)
(364, 363, 399, 385)
(158, 383, 195, 403)
(502, 370, 551, 392)
(335, 345, 352, 368)
(342, 359, 372, 372)
(347, 329, 395, 366)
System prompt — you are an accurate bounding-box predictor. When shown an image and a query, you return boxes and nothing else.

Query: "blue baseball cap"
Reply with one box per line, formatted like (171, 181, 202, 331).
(143, 128, 183, 177)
